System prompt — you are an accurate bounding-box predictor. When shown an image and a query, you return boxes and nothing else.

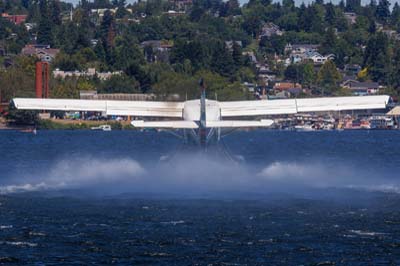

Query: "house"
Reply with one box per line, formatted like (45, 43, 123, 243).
(344, 64, 361, 75)
(285, 44, 319, 55)
(341, 80, 380, 96)
(24, 23, 35, 31)
(243, 82, 256, 93)
(243, 51, 257, 64)
(163, 10, 186, 16)
(303, 51, 334, 65)
(141, 40, 173, 63)
(53, 68, 122, 80)
(382, 30, 400, 41)
(259, 22, 283, 39)
(90, 8, 133, 24)
(344, 12, 357, 24)
(80, 91, 157, 101)
(285, 51, 334, 66)
(90, 8, 117, 17)
(21, 45, 60, 63)
(284, 44, 331, 65)
(273, 82, 302, 95)
(225, 41, 242, 51)
(169, 0, 193, 11)
(1, 13, 27, 25)
(257, 65, 276, 83)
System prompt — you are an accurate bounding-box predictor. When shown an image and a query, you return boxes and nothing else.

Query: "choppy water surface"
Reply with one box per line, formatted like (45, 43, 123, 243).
(0, 130, 400, 265)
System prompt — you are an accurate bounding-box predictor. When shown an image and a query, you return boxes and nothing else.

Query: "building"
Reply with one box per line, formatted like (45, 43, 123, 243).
(21, 44, 60, 63)
(1, 13, 27, 25)
(285, 44, 319, 55)
(344, 64, 361, 75)
(53, 68, 122, 80)
(259, 22, 283, 39)
(304, 51, 334, 64)
(273, 82, 302, 96)
(80, 91, 157, 101)
(242, 51, 257, 64)
(225, 41, 242, 51)
(257, 65, 276, 83)
(285, 50, 334, 65)
(381, 29, 400, 41)
(141, 40, 173, 63)
(169, 0, 193, 11)
(341, 80, 380, 96)
(163, 10, 186, 16)
(284, 44, 332, 65)
(344, 12, 357, 24)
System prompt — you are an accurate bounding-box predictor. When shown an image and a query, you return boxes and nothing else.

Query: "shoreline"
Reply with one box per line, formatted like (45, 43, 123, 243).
(0, 118, 398, 131)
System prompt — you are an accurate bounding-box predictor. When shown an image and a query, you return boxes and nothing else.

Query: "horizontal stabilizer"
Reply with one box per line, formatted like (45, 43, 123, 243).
(131, 120, 198, 129)
(206, 119, 274, 128)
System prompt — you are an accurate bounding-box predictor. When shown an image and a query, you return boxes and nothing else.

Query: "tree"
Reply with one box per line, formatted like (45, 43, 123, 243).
(225, 0, 241, 16)
(50, 0, 62, 25)
(298, 63, 315, 88)
(114, 36, 144, 71)
(100, 10, 115, 47)
(320, 27, 337, 55)
(7, 108, 39, 125)
(99, 74, 140, 93)
(390, 2, 400, 29)
(375, 0, 390, 24)
(284, 65, 299, 84)
(345, 0, 360, 12)
(37, 0, 54, 45)
(363, 32, 390, 83)
(325, 3, 336, 26)
(390, 46, 400, 91)
(232, 42, 243, 68)
(211, 41, 235, 77)
(317, 60, 341, 95)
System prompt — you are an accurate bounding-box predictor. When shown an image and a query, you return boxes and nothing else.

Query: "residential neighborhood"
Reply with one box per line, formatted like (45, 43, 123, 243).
(1, 0, 400, 128)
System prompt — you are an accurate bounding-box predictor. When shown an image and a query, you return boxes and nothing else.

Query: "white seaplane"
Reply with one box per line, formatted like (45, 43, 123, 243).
(12, 82, 390, 147)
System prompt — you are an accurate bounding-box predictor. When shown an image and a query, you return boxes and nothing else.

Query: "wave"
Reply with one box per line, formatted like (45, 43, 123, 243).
(0, 241, 37, 247)
(1, 155, 399, 196)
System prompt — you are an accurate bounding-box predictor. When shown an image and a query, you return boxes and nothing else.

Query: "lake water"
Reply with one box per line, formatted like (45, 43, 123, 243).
(0, 130, 400, 265)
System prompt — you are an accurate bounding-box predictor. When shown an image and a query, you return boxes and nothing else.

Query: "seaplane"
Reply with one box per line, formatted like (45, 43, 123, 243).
(12, 80, 390, 147)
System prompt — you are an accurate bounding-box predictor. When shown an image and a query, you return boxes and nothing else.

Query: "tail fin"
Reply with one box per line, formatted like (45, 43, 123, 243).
(199, 78, 207, 147)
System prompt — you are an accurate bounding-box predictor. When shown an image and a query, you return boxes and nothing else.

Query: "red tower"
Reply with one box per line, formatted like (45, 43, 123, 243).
(35, 61, 49, 98)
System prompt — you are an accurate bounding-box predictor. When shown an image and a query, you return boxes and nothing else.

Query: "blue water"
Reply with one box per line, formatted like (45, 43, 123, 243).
(1, 130, 400, 265)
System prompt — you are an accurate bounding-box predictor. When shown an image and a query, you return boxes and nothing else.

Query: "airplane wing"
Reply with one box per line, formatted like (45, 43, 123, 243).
(219, 95, 390, 117)
(131, 120, 198, 129)
(206, 119, 274, 128)
(12, 98, 184, 118)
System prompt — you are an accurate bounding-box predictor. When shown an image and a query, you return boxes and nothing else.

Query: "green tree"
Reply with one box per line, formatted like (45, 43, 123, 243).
(211, 41, 235, 77)
(299, 63, 315, 88)
(232, 42, 243, 68)
(345, 0, 360, 12)
(320, 27, 337, 55)
(37, 0, 54, 45)
(390, 3, 400, 29)
(317, 60, 341, 95)
(390, 46, 400, 92)
(284, 65, 299, 84)
(99, 74, 140, 93)
(363, 32, 390, 83)
(375, 0, 390, 24)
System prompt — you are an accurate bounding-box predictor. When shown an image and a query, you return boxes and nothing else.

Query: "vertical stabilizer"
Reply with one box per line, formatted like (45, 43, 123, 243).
(199, 78, 207, 147)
